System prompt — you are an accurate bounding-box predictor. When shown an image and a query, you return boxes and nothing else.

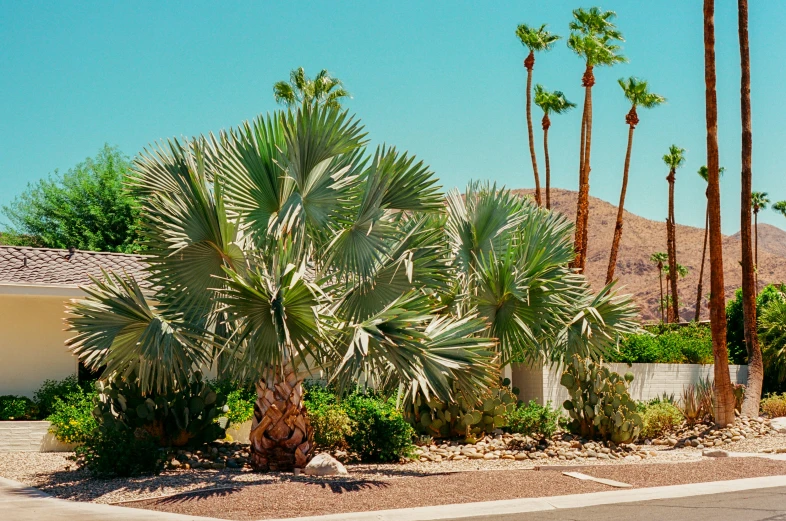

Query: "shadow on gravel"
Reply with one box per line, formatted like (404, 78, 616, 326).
(153, 486, 243, 504)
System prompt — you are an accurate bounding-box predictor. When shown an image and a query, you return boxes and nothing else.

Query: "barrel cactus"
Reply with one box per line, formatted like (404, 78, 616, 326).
(560, 355, 642, 443)
(94, 372, 229, 447)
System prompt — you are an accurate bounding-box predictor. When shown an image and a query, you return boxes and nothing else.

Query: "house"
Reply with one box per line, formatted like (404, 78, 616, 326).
(0, 246, 147, 397)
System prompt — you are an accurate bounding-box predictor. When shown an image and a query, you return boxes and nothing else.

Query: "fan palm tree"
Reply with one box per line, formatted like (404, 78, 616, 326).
(567, 8, 626, 272)
(663, 263, 688, 323)
(663, 145, 686, 322)
(65, 105, 638, 471)
(273, 67, 350, 109)
(534, 85, 576, 210)
(773, 201, 786, 218)
(606, 78, 666, 283)
(516, 24, 561, 207)
(704, 0, 736, 426)
(751, 191, 770, 291)
(650, 252, 668, 323)
(694, 165, 724, 321)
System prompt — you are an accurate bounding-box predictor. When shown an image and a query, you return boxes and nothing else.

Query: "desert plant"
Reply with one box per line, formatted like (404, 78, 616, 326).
(505, 400, 561, 439)
(761, 393, 786, 418)
(640, 402, 683, 438)
(75, 424, 166, 477)
(679, 377, 716, 425)
(560, 354, 643, 443)
(46, 390, 99, 444)
(0, 395, 38, 420)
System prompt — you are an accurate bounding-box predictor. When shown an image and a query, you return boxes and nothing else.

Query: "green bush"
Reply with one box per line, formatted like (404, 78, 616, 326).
(75, 425, 166, 477)
(608, 323, 713, 364)
(34, 376, 90, 418)
(343, 393, 414, 463)
(761, 393, 786, 418)
(505, 400, 560, 439)
(0, 395, 38, 420)
(727, 284, 786, 365)
(47, 389, 99, 444)
(640, 402, 683, 438)
(310, 406, 354, 450)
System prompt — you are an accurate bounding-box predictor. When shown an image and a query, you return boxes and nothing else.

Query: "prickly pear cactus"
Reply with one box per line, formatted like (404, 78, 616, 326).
(404, 379, 519, 440)
(94, 372, 229, 447)
(560, 355, 642, 443)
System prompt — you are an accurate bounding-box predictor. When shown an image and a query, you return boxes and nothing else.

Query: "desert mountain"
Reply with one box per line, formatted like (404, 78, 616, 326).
(512, 189, 786, 322)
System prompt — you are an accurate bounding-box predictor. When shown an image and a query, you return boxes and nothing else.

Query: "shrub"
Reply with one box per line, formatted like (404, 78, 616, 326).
(678, 378, 714, 425)
(761, 393, 786, 418)
(310, 406, 354, 450)
(505, 400, 560, 439)
(75, 425, 166, 477)
(34, 375, 89, 418)
(641, 402, 683, 438)
(47, 390, 99, 444)
(0, 395, 38, 420)
(343, 393, 414, 462)
(609, 323, 713, 364)
(727, 284, 786, 365)
(225, 388, 256, 426)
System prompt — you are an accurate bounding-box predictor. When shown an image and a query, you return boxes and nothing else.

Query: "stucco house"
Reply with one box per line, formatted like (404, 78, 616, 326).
(0, 246, 147, 397)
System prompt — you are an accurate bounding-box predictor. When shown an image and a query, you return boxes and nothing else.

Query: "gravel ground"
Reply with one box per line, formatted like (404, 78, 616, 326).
(126, 459, 786, 521)
(720, 432, 786, 453)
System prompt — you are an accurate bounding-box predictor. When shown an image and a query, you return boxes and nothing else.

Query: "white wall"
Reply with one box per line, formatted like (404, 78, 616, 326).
(511, 362, 749, 406)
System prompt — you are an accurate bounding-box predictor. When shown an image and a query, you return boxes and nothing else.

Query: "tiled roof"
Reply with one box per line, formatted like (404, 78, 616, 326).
(0, 246, 148, 287)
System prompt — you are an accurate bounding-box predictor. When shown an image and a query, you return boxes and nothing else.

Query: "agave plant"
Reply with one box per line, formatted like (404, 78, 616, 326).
(66, 104, 638, 471)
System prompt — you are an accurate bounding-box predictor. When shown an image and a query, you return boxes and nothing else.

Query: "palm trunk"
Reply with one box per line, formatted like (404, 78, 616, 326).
(524, 52, 541, 206)
(695, 206, 710, 321)
(667, 171, 680, 322)
(704, 0, 736, 426)
(754, 211, 759, 292)
(573, 65, 595, 273)
(249, 367, 314, 471)
(607, 110, 638, 283)
(738, 0, 763, 418)
(658, 265, 665, 323)
(543, 113, 552, 210)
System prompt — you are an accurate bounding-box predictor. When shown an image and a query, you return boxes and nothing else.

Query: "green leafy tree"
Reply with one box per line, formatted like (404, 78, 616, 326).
(515, 23, 560, 207)
(533, 85, 576, 210)
(663, 145, 686, 322)
(273, 67, 350, 109)
(606, 78, 665, 283)
(726, 283, 786, 364)
(1, 145, 141, 252)
(66, 104, 637, 472)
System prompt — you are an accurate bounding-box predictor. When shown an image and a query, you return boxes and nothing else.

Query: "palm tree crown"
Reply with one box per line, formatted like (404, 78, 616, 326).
(698, 165, 725, 182)
(650, 252, 668, 266)
(618, 77, 666, 109)
(663, 145, 686, 170)
(567, 8, 626, 68)
(774, 201, 786, 218)
(534, 85, 576, 115)
(751, 191, 770, 212)
(273, 67, 350, 109)
(516, 23, 561, 55)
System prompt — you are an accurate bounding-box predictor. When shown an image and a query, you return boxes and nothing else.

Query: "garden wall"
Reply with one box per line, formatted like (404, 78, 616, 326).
(511, 363, 749, 406)
(0, 421, 75, 452)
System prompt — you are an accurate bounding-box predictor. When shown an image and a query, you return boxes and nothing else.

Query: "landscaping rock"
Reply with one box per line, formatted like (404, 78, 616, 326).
(303, 453, 348, 476)
(702, 449, 729, 458)
(770, 417, 786, 434)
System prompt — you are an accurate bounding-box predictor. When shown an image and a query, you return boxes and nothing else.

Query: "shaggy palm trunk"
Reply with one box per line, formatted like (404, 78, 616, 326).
(249, 367, 314, 471)
(606, 108, 638, 283)
(658, 265, 665, 323)
(695, 206, 709, 321)
(704, 0, 736, 426)
(738, 0, 763, 417)
(754, 210, 759, 292)
(543, 114, 552, 210)
(573, 65, 594, 272)
(525, 52, 541, 206)
(667, 171, 679, 322)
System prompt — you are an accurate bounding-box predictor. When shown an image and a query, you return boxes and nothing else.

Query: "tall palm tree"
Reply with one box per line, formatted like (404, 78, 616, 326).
(516, 24, 561, 207)
(738, 0, 763, 418)
(663, 263, 688, 323)
(774, 201, 786, 218)
(663, 145, 686, 323)
(751, 191, 770, 291)
(534, 85, 576, 210)
(650, 252, 668, 323)
(606, 78, 666, 283)
(694, 165, 724, 321)
(65, 105, 638, 471)
(273, 67, 350, 108)
(567, 8, 626, 272)
(704, 0, 736, 426)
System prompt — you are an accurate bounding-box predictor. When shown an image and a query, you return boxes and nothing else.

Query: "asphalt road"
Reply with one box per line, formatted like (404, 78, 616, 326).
(450, 486, 786, 521)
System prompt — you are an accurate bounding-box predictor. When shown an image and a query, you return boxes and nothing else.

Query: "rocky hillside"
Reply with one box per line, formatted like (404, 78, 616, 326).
(513, 189, 786, 322)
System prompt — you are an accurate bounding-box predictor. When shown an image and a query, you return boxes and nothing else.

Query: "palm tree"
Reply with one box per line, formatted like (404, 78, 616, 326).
(534, 85, 576, 210)
(704, 0, 736, 426)
(663, 263, 689, 323)
(738, 0, 763, 418)
(650, 252, 668, 323)
(694, 165, 724, 321)
(567, 8, 626, 272)
(663, 145, 686, 323)
(273, 67, 350, 108)
(751, 191, 770, 291)
(606, 78, 666, 283)
(516, 24, 561, 207)
(774, 201, 786, 218)
(65, 105, 638, 471)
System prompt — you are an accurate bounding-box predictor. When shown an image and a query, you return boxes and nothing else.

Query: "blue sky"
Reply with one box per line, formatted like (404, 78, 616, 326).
(2, 0, 785, 233)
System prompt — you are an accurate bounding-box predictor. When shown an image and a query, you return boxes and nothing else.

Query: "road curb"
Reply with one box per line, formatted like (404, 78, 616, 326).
(263, 474, 786, 521)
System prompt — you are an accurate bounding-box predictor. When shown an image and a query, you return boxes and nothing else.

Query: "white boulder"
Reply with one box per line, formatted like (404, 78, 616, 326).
(303, 453, 348, 476)
(770, 417, 786, 434)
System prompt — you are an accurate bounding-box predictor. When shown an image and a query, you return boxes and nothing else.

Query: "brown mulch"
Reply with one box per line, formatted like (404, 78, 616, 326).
(127, 458, 786, 521)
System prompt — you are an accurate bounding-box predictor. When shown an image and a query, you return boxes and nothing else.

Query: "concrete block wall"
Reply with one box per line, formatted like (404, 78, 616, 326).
(0, 421, 75, 452)
(511, 362, 749, 406)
